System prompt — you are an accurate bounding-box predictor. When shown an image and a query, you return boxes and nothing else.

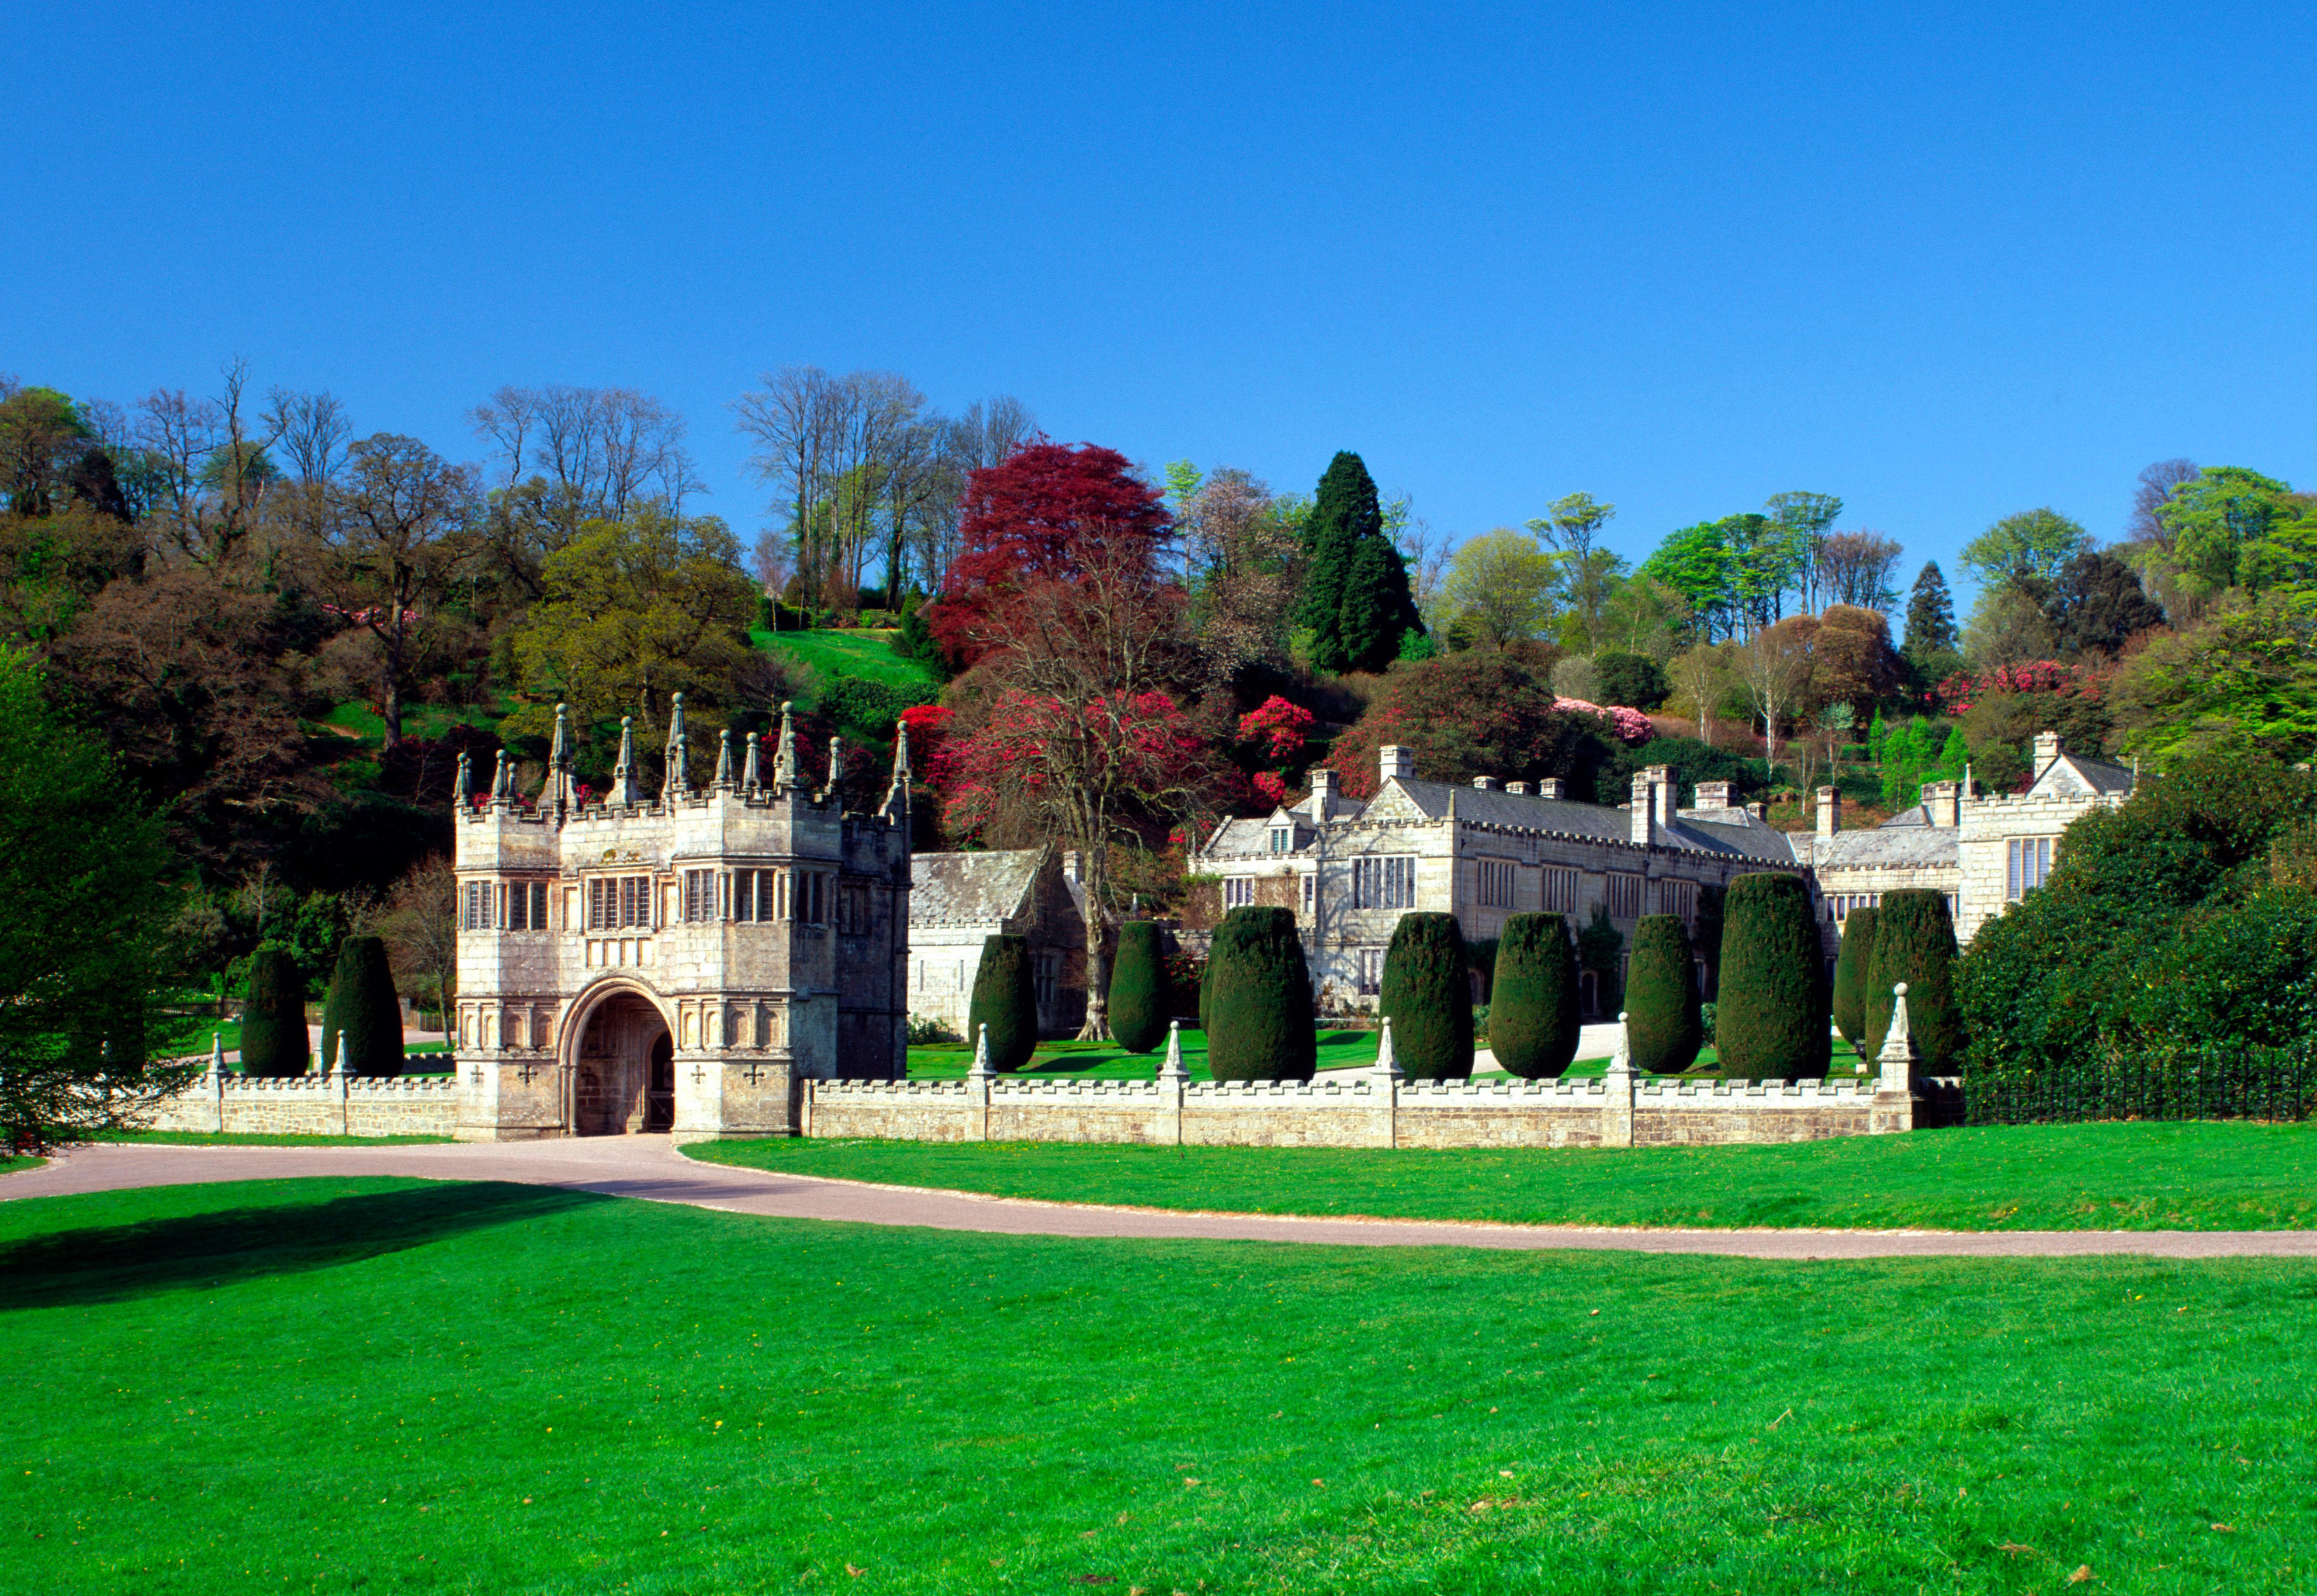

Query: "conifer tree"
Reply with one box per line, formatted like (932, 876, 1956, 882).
(1204, 907, 1316, 1082)
(1107, 920, 1168, 1054)
(1830, 905, 1878, 1054)
(333, 935, 407, 1078)
(1336, 531, 1422, 673)
(1905, 562, 1958, 655)
(968, 934, 1039, 1073)
(1490, 913, 1582, 1078)
(240, 948, 309, 1078)
(1379, 912, 1473, 1081)
(1864, 888, 1963, 1070)
(1625, 915, 1702, 1073)
(1713, 873, 1829, 1079)
(1297, 452, 1418, 672)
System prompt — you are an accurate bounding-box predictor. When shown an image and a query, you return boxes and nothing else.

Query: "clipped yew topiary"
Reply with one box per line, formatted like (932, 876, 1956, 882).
(333, 934, 407, 1078)
(1865, 889, 1963, 1069)
(1830, 905, 1879, 1054)
(968, 934, 1039, 1074)
(1204, 906, 1315, 1082)
(1625, 914, 1702, 1074)
(1379, 912, 1474, 1081)
(1490, 912, 1582, 1079)
(1108, 921, 1169, 1054)
(1713, 872, 1828, 1080)
(240, 947, 309, 1078)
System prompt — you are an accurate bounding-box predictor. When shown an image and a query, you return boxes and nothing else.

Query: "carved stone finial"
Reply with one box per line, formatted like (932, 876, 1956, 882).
(453, 750, 472, 810)
(1159, 1020, 1187, 1082)
(1606, 1010, 1633, 1075)
(714, 728, 735, 791)
(743, 730, 763, 794)
(1876, 980, 1919, 1094)
(968, 1022, 994, 1080)
(609, 715, 642, 808)
(824, 735, 846, 797)
(1372, 1016, 1404, 1083)
(773, 701, 798, 791)
(663, 692, 692, 802)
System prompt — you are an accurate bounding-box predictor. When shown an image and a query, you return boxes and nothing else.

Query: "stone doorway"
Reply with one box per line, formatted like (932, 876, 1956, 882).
(573, 993, 673, 1135)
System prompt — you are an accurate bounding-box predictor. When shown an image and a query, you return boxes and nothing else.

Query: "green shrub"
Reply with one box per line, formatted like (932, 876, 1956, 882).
(1107, 922, 1169, 1054)
(1864, 889, 1961, 1069)
(1830, 905, 1878, 1054)
(240, 947, 309, 1078)
(1713, 873, 1828, 1080)
(1490, 913, 1581, 1078)
(1625, 915, 1701, 1073)
(332, 935, 406, 1078)
(1204, 907, 1315, 1082)
(968, 935, 1038, 1073)
(1595, 652, 1671, 711)
(1379, 913, 1473, 1081)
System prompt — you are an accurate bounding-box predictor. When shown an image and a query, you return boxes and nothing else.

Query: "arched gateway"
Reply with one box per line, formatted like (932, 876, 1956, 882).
(450, 697, 912, 1141)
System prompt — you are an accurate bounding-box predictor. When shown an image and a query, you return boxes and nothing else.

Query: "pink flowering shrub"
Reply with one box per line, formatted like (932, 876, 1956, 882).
(1553, 697, 1656, 746)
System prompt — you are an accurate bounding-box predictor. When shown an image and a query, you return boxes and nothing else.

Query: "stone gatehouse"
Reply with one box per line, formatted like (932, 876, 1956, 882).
(450, 699, 911, 1142)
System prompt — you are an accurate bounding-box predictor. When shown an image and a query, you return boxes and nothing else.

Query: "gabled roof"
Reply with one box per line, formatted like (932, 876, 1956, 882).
(910, 848, 1046, 927)
(2031, 753, 2136, 800)
(1807, 826, 1961, 870)
(1390, 778, 1806, 866)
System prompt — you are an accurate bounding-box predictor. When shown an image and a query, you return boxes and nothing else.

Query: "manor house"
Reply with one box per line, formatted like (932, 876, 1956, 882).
(1190, 732, 2134, 1010)
(449, 698, 911, 1141)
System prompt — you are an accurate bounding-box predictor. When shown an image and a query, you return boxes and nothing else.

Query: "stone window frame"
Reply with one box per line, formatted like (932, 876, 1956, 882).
(1605, 871, 1644, 921)
(1222, 876, 1255, 909)
(587, 873, 656, 931)
(2007, 837, 2055, 899)
(1474, 856, 1517, 909)
(1351, 854, 1417, 910)
(1540, 865, 1579, 915)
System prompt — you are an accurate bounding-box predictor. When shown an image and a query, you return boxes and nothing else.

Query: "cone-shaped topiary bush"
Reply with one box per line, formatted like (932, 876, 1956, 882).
(1379, 912, 1474, 1081)
(333, 934, 407, 1078)
(1204, 906, 1315, 1082)
(1625, 914, 1702, 1073)
(240, 947, 308, 1078)
(1713, 872, 1828, 1080)
(1490, 913, 1582, 1078)
(318, 948, 348, 1076)
(1864, 888, 1963, 1070)
(1107, 921, 1169, 1054)
(1830, 905, 1879, 1054)
(968, 934, 1039, 1073)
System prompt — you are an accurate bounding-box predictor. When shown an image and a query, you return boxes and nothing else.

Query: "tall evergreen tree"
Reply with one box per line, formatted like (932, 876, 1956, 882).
(1904, 562, 1958, 656)
(1297, 452, 1417, 672)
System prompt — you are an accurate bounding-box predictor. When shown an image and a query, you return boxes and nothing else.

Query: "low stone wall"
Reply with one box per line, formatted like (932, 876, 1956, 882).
(806, 1067, 1916, 1150)
(138, 1066, 460, 1138)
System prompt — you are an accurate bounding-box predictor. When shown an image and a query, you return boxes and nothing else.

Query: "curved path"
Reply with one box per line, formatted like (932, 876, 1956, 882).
(5, 1137, 2316, 1259)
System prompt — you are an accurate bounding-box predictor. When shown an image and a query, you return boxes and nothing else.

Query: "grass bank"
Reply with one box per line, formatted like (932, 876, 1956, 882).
(690, 1120, 2317, 1232)
(755, 627, 937, 699)
(2, 1176, 2309, 1592)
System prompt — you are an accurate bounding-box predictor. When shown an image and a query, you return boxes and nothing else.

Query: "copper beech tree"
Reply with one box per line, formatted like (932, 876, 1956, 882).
(925, 442, 1219, 1040)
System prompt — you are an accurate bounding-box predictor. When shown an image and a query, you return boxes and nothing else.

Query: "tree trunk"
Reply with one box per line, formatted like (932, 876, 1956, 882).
(1076, 882, 1110, 1041)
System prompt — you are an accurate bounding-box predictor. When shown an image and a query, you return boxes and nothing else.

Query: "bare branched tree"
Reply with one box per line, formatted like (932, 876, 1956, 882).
(470, 384, 700, 542)
(1738, 617, 1819, 774)
(1817, 531, 1905, 611)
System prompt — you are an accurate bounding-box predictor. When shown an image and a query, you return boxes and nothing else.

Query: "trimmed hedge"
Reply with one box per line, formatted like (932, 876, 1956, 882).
(1108, 922, 1169, 1054)
(1713, 872, 1828, 1080)
(318, 950, 348, 1075)
(1625, 915, 1701, 1074)
(1379, 912, 1474, 1081)
(240, 947, 309, 1078)
(1865, 888, 1962, 1070)
(1490, 913, 1582, 1079)
(968, 934, 1038, 1073)
(333, 935, 407, 1078)
(1830, 905, 1878, 1054)
(1204, 906, 1316, 1083)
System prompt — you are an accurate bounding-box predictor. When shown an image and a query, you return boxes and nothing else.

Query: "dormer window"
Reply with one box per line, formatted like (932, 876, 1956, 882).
(1269, 826, 1291, 855)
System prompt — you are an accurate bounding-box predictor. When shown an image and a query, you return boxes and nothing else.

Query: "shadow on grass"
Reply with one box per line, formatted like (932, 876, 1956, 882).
(1, 1181, 601, 1311)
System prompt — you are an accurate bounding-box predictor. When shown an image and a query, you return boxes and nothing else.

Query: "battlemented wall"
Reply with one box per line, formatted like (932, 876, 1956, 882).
(137, 1066, 460, 1137)
(804, 1064, 1913, 1150)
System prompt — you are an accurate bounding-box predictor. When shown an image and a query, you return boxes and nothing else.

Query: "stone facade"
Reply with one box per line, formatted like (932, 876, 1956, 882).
(1193, 733, 2135, 993)
(450, 699, 912, 1142)
(907, 846, 1091, 1038)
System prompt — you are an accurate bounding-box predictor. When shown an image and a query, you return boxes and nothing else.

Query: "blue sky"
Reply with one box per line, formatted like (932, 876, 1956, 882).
(8, 2, 2313, 600)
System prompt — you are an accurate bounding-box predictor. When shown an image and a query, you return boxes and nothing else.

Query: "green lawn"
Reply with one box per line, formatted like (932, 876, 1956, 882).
(754, 627, 938, 701)
(316, 698, 508, 745)
(0, 1155, 39, 1175)
(690, 1120, 2317, 1233)
(4, 1177, 2311, 1592)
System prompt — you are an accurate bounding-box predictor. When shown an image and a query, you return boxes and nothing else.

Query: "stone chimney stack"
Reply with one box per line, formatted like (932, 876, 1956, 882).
(1629, 771, 1657, 846)
(1745, 801, 1767, 820)
(1536, 777, 1566, 800)
(1379, 745, 1416, 783)
(1693, 780, 1732, 810)
(1471, 776, 1500, 791)
(1816, 785, 1841, 837)
(1921, 779, 1962, 827)
(1308, 766, 1339, 820)
(1648, 764, 1677, 826)
(1505, 780, 1530, 795)
(2032, 730, 2061, 770)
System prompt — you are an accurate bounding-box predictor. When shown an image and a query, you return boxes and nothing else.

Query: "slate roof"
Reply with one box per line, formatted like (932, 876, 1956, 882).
(2034, 753, 2136, 798)
(1389, 779, 1808, 867)
(1807, 826, 1961, 871)
(910, 849, 1045, 927)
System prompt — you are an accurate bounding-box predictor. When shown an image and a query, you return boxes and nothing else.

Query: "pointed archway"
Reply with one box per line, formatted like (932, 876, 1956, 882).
(565, 984, 675, 1136)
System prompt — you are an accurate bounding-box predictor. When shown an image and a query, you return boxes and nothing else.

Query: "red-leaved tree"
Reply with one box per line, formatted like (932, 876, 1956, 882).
(924, 443, 1213, 1038)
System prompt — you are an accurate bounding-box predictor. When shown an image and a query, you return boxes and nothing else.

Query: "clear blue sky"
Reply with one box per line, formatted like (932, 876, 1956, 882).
(8, 2, 2313, 598)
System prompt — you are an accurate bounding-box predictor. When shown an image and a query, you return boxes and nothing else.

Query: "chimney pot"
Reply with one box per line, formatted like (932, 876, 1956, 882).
(1816, 785, 1841, 838)
(1309, 766, 1338, 821)
(2033, 730, 2061, 768)
(1694, 780, 1732, 810)
(1379, 745, 1416, 782)
(1536, 777, 1566, 800)
(1505, 780, 1530, 795)
(1472, 776, 1499, 791)
(1745, 801, 1767, 819)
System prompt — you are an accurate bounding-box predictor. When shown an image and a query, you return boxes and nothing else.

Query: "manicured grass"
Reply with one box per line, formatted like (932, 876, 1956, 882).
(151, 1016, 238, 1058)
(754, 627, 938, 701)
(691, 1120, 2317, 1233)
(0, 1155, 40, 1175)
(316, 698, 508, 745)
(4, 1176, 2311, 1592)
(905, 1025, 1383, 1081)
(90, 1130, 455, 1146)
